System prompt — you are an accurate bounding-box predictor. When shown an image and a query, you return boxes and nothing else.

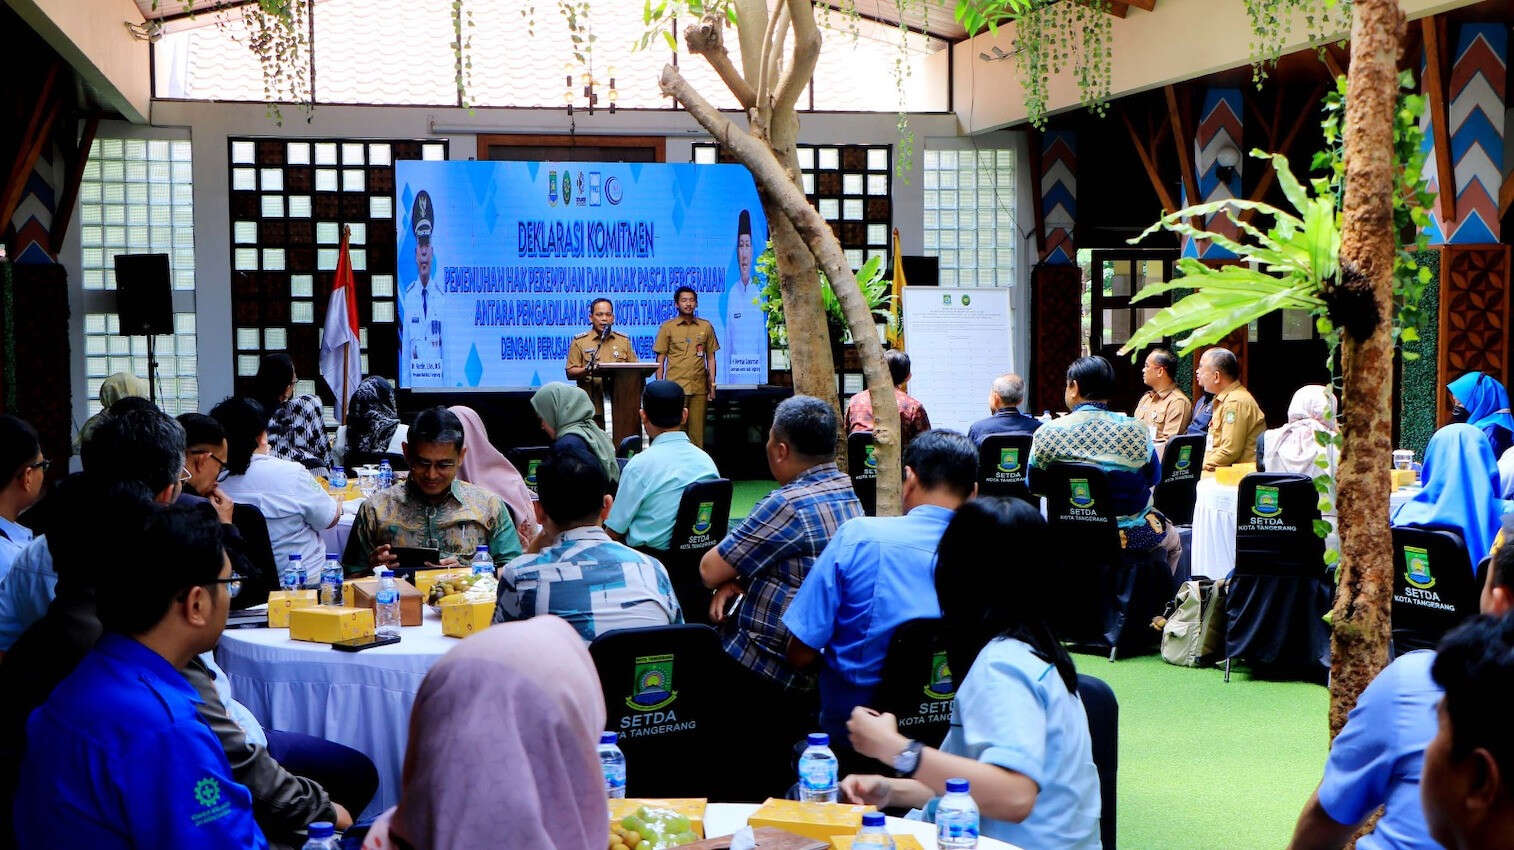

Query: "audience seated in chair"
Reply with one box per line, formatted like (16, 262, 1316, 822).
(530, 382, 621, 486)
(179, 412, 280, 607)
(1447, 370, 1514, 461)
(0, 415, 46, 583)
(212, 397, 342, 586)
(606, 380, 719, 552)
(840, 497, 1102, 850)
(253, 353, 334, 474)
(494, 446, 681, 640)
(967, 372, 1041, 446)
(1286, 526, 1514, 850)
(846, 350, 933, 447)
(783, 429, 977, 746)
(1393, 423, 1514, 568)
(449, 405, 539, 550)
(334, 376, 408, 469)
(362, 617, 610, 850)
(1133, 348, 1192, 456)
(344, 406, 521, 576)
(1029, 354, 1182, 576)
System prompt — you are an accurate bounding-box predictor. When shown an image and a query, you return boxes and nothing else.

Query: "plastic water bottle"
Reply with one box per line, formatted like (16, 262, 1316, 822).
(797, 732, 838, 803)
(320, 553, 343, 606)
(375, 569, 401, 638)
(598, 731, 627, 798)
(936, 777, 980, 849)
(281, 554, 303, 590)
(329, 466, 347, 490)
(302, 821, 336, 849)
(855, 812, 895, 849)
(471, 545, 492, 577)
(378, 458, 393, 489)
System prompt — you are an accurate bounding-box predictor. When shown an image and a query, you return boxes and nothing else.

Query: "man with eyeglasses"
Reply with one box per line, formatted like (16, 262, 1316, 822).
(344, 406, 521, 574)
(178, 413, 279, 608)
(0, 415, 47, 584)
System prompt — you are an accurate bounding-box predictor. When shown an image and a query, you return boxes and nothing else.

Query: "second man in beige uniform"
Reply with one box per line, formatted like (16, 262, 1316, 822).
(565, 297, 636, 428)
(1197, 347, 1266, 471)
(1133, 348, 1193, 457)
(653, 286, 719, 447)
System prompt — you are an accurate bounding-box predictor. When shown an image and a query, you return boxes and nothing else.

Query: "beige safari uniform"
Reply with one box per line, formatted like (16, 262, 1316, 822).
(565, 329, 636, 426)
(1134, 386, 1193, 457)
(653, 316, 720, 447)
(1203, 383, 1267, 471)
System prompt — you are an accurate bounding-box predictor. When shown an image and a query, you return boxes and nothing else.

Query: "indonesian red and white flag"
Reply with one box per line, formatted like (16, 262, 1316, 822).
(319, 227, 361, 423)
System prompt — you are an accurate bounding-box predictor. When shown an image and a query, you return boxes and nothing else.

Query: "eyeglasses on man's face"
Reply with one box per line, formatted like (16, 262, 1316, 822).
(189, 449, 231, 482)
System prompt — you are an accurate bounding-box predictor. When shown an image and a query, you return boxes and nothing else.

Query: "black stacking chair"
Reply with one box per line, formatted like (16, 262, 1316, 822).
(976, 433, 1035, 504)
(1390, 526, 1480, 655)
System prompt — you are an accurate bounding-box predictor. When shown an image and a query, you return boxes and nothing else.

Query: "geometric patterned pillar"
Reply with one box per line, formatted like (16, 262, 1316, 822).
(1182, 87, 1244, 260)
(1040, 131, 1076, 264)
(6, 145, 60, 265)
(1423, 23, 1506, 245)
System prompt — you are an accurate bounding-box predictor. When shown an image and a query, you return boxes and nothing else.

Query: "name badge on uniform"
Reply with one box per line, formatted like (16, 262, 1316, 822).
(696, 345, 705, 357)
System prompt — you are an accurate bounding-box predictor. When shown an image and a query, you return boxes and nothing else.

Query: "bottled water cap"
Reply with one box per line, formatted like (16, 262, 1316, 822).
(326, 552, 339, 561)
(806, 732, 829, 747)
(945, 777, 970, 794)
(307, 821, 334, 838)
(861, 812, 886, 827)
(477, 545, 489, 553)
(289, 553, 302, 561)
(600, 731, 617, 745)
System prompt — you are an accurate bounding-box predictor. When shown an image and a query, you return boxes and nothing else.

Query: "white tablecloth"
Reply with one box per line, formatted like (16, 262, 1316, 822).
(320, 498, 363, 557)
(215, 607, 454, 823)
(704, 803, 1021, 849)
(1190, 478, 1415, 579)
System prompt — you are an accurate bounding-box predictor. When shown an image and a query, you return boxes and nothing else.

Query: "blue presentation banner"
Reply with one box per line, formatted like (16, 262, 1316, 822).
(394, 161, 769, 389)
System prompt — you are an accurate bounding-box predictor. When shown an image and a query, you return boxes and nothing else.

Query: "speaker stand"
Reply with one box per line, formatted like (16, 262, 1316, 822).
(145, 333, 159, 405)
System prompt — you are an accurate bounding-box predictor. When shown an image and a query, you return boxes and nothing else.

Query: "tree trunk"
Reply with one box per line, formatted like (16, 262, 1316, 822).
(1328, 0, 1403, 740)
(662, 58, 903, 515)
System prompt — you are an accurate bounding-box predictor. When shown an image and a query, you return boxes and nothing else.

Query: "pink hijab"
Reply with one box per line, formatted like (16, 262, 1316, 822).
(450, 405, 539, 547)
(365, 617, 609, 850)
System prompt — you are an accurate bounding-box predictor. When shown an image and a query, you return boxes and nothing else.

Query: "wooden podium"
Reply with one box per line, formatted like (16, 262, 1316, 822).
(594, 362, 660, 445)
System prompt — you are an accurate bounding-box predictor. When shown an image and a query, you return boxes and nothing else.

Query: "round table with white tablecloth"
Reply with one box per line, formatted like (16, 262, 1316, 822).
(702, 803, 1022, 850)
(1190, 477, 1416, 579)
(215, 606, 454, 823)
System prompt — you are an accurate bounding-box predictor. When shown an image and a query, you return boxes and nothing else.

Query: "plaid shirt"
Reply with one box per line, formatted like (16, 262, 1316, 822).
(846, 388, 932, 446)
(715, 463, 863, 691)
(494, 526, 683, 642)
(268, 394, 333, 470)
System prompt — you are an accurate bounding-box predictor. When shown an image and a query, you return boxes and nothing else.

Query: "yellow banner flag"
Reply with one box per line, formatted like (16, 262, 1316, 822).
(887, 227, 905, 350)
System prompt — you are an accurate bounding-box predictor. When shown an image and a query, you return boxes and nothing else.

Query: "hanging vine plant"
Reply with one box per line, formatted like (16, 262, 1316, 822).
(158, 0, 313, 124)
(453, 0, 476, 109)
(955, 0, 1113, 130)
(1242, 0, 1350, 86)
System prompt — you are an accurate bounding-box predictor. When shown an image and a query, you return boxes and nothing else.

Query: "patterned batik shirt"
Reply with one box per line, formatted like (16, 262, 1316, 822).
(343, 479, 521, 573)
(268, 394, 334, 470)
(846, 388, 933, 446)
(1029, 402, 1160, 528)
(493, 526, 683, 641)
(714, 463, 863, 691)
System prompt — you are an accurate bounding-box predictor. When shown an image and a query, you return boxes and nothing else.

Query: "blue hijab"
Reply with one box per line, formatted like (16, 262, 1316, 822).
(1448, 371, 1514, 452)
(1393, 423, 1512, 566)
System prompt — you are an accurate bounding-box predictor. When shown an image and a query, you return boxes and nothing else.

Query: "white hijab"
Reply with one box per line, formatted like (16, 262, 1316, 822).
(1263, 385, 1338, 478)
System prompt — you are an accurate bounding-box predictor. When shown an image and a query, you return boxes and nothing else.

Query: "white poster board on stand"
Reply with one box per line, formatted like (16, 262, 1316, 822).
(900, 288, 1015, 435)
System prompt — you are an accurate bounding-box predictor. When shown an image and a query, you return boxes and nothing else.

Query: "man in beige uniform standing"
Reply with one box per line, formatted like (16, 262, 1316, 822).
(565, 297, 636, 428)
(1199, 346, 1266, 471)
(654, 286, 719, 447)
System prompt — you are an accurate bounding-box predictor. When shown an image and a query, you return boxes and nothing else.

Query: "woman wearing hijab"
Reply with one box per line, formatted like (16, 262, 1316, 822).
(253, 353, 334, 473)
(449, 405, 539, 549)
(530, 382, 620, 485)
(1448, 371, 1514, 459)
(1392, 423, 1514, 568)
(335, 376, 408, 466)
(74, 372, 150, 453)
(361, 617, 610, 850)
(1262, 383, 1339, 493)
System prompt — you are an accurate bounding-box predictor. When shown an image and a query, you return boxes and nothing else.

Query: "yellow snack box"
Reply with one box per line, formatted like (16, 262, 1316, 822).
(266, 590, 319, 628)
(748, 798, 875, 844)
(412, 568, 461, 600)
(832, 836, 924, 850)
(1391, 468, 1419, 489)
(289, 606, 374, 643)
(607, 798, 706, 838)
(1213, 464, 1256, 487)
(440, 600, 495, 637)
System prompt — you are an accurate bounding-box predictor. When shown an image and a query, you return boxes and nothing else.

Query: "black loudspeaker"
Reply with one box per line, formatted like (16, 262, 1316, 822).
(114, 253, 173, 336)
(900, 254, 939, 287)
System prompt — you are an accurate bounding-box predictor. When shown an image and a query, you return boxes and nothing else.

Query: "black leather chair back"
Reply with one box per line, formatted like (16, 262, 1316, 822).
(651, 478, 733, 625)
(847, 431, 878, 516)
(617, 435, 643, 459)
(1079, 673, 1119, 850)
(506, 445, 551, 495)
(1391, 526, 1480, 655)
(873, 619, 953, 748)
(977, 433, 1035, 502)
(1153, 434, 1205, 525)
(1233, 473, 1326, 576)
(589, 625, 731, 798)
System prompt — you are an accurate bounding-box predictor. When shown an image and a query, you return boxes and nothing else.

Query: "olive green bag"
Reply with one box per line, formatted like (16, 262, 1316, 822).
(1154, 578, 1227, 668)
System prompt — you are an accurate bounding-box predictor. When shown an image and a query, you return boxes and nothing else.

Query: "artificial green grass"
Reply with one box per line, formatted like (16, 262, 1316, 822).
(731, 479, 778, 520)
(1071, 651, 1329, 850)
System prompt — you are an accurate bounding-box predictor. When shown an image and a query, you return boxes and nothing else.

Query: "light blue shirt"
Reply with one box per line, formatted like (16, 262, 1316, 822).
(1316, 650, 1442, 850)
(0, 514, 35, 584)
(929, 638, 1102, 850)
(0, 534, 55, 651)
(605, 430, 719, 550)
(782, 504, 952, 739)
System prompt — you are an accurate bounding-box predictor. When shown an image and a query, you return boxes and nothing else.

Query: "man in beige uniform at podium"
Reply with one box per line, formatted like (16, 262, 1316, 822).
(565, 297, 636, 429)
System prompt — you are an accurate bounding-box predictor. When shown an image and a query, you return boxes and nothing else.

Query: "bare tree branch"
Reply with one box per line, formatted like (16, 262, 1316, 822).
(755, 0, 789, 128)
(767, 4, 790, 108)
(683, 13, 756, 111)
(774, 0, 820, 115)
(733, 0, 768, 85)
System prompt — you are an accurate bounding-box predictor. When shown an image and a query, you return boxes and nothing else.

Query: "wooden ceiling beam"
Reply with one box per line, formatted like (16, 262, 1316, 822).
(1241, 82, 1327, 222)
(1123, 109, 1178, 214)
(1122, 0, 1156, 10)
(1, 62, 63, 231)
(50, 114, 102, 256)
(1421, 15, 1457, 224)
(1165, 84, 1200, 207)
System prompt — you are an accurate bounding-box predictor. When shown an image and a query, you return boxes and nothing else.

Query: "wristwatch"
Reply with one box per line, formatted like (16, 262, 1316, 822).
(892, 739, 923, 778)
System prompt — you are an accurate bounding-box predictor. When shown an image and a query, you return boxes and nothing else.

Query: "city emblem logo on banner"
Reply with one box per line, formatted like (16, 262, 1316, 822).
(604, 175, 624, 205)
(627, 654, 678, 712)
(924, 650, 954, 700)
(1253, 485, 1282, 518)
(562, 171, 574, 206)
(692, 501, 714, 535)
(1405, 546, 1436, 590)
(589, 172, 602, 206)
(1176, 444, 1192, 470)
(548, 170, 558, 206)
(997, 447, 1021, 473)
(864, 444, 879, 469)
(961, 294, 971, 306)
(1070, 478, 1094, 508)
(526, 458, 542, 487)
(941, 294, 952, 305)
